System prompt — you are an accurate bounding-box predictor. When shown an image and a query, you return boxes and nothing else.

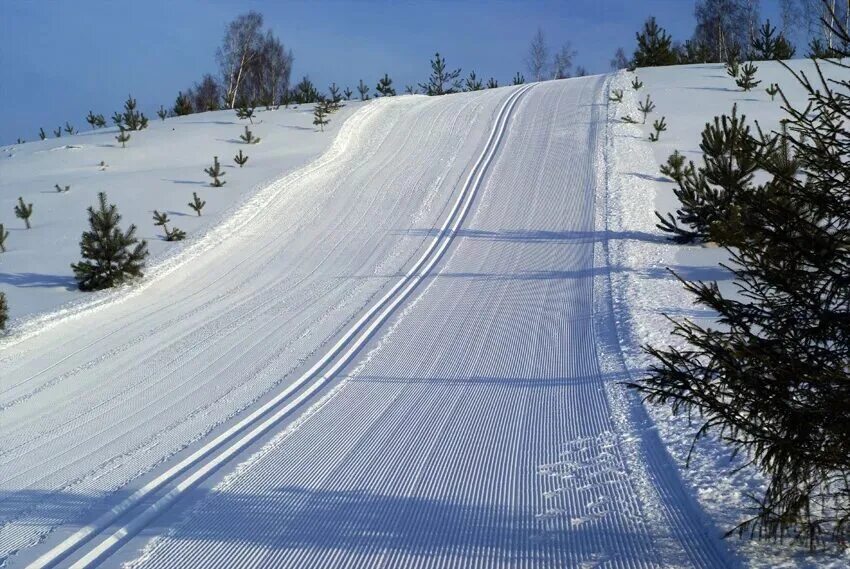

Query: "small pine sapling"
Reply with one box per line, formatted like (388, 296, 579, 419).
(15, 197, 33, 229)
(188, 192, 206, 216)
(375, 74, 396, 97)
(205, 156, 226, 187)
(328, 82, 344, 106)
(53, 127, 62, 138)
(116, 126, 130, 148)
(637, 94, 655, 123)
(486, 78, 499, 89)
(343, 87, 353, 100)
(649, 116, 667, 142)
(86, 111, 99, 129)
(164, 226, 186, 241)
(234, 149, 249, 167)
(55, 184, 70, 193)
(357, 79, 370, 101)
(236, 100, 256, 123)
(72, 192, 148, 290)
(239, 126, 260, 144)
(725, 59, 740, 79)
(464, 71, 483, 92)
(122, 94, 148, 130)
(95, 114, 106, 128)
(609, 89, 624, 103)
(659, 150, 687, 182)
(64, 122, 76, 135)
(621, 115, 640, 124)
(157, 105, 168, 121)
(112, 111, 124, 128)
(765, 82, 779, 101)
(39, 128, 46, 140)
(631, 77, 643, 90)
(0, 292, 7, 331)
(152, 210, 170, 228)
(0, 224, 8, 252)
(512, 72, 525, 85)
(736, 62, 761, 91)
(16, 138, 24, 144)
(313, 102, 330, 131)
(405, 85, 417, 94)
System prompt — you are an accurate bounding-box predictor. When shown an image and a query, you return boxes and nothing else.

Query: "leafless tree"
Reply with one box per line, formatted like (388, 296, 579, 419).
(552, 43, 576, 79)
(610, 47, 629, 70)
(190, 74, 223, 112)
(693, 0, 758, 61)
(526, 28, 549, 82)
(242, 31, 294, 107)
(217, 11, 265, 108)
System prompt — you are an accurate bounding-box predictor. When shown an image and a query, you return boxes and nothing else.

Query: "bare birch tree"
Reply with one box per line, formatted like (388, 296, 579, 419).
(526, 28, 549, 82)
(218, 11, 265, 108)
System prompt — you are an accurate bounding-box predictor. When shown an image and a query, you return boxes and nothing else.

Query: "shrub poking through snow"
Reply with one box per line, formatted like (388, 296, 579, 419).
(157, 105, 168, 121)
(0, 292, 7, 331)
(188, 192, 206, 216)
(313, 103, 330, 131)
(609, 89, 624, 103)
(205, 156, 226, 187)
(736, 62, 761, 91)
(512, 72, 525, 85)
(116, 127, 130, 148)
(239, 126, 260, 144)
(235, 100, 256, 123)
(635, 52, 850, 547)
(234, 149, 249, 167)
(0, 223, 8, 252)
(765, 83, 780, 100)
(630, 76, 643, 90)
(14, 197, 32, 229)
(64, 122, 76, 135)
(72, 192, 148, 291)
(637, 94, 655, 124)
(648, 116, 667, 141)
(54, 184, 70, 193)
(659, 150, 687, 183)
(39, 128, 46, 140)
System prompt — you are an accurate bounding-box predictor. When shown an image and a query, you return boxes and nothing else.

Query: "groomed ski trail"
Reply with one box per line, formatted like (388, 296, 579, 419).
(114, 78, 738, 568)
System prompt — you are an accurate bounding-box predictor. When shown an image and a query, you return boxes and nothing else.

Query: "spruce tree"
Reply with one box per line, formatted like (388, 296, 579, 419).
(234, 149, 249, 167)
(174, 91, 193, 116)
(14, 197, 32, 229)
(188, 192, 206, 215)
(751, 19, 796, 60)
(72, 192, 148, 291)
(205, 156, 226, 187)
(512, 72, 525, 85)
(418, 52, 462, 95)
(357, 79, 370, 101)
(375, 74, 396, 96)
(0, 223, 8, 252)
(465, 71, 483, 91)
(239, 126, 260, 144)
(634, 53, 850, 546)
(116, 126, 130, 148)
(633, 17, 678, 67)
(736, 62, 761, 91)
(39, 127, 46, 140)
(313, 102, 330, 131)
(0, 292, 7, 331)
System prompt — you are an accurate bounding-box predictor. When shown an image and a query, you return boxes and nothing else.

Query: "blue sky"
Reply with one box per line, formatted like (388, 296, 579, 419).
(1, 1, 787, 144)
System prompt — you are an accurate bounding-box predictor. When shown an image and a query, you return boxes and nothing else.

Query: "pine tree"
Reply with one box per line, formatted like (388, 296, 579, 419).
(164, 226, 186, 241)
(174, 91, 193, 116)
(328, 82, 344, 105)
(633, 17, 678, 67)
(313, 102, 330, 131)
(726, 58, 740, 79)
(631, 76, 644, 90)
(512, 72, 525, 85)
(14, 197, 32, 229)
(418, 52, 462, 95)
(751, 19, 796, 60)
(152, 210, 170, 228)
(239, 125, 260, 144)
(64, 122, 76, 135)
(765, 83, 780, 100)
(0, 223, 8, 252)
(486, 77, 499, 89)
(157, 105, 168, 121)
(638, 94, 655, 124)
(71, 192, 148, 291)
(659, 150, 688, 183)
(649, 116, 667, 141)
(655, 104, 760, 243)
(53, 126, 62, 138)
(235, 99, 256, 123)
(736, 62, 761, 91)
(86, 111, 101, 129)
(188, 192, 206, 215)
(375, 74, 396, 96)
(294, 76, 320, 103)
(234, 149, 249, 167)
(405, 85, 417, 94)
(609, 89, 624, 102)
(116, 126, 130, 148)
(634, 54, 850, 546)
(112, 111, 124, 127)
(0, 292, 7, 331)
(465, 71, 483, 91)
(205, 156, 226, 187)
(357, 79, 370, 101)
(39, 127, 46, 140)
(121, 94, 148, 130)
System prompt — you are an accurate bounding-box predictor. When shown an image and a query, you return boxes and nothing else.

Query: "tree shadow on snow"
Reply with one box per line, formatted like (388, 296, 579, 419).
(0, 272, 77, 290)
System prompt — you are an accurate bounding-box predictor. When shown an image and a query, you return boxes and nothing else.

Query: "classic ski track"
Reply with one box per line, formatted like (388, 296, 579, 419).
(23, 84, 534, 569)
(119, 78, 734, 569)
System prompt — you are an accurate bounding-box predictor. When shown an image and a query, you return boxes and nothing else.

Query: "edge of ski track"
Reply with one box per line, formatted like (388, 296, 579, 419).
(27, 82, 535, 569)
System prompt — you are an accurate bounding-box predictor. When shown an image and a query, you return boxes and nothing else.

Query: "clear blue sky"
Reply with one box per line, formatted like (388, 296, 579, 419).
(1, 0, 786, 145)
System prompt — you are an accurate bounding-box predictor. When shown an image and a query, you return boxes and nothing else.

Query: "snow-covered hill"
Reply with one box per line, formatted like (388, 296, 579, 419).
(0, 60, 848, 569)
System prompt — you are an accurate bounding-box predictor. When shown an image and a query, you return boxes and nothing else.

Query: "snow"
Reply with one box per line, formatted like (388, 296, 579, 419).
(0, 60, 848, 569)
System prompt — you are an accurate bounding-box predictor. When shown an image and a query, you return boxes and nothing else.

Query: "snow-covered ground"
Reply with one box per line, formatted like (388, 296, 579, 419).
(0, 60, 847, 569)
